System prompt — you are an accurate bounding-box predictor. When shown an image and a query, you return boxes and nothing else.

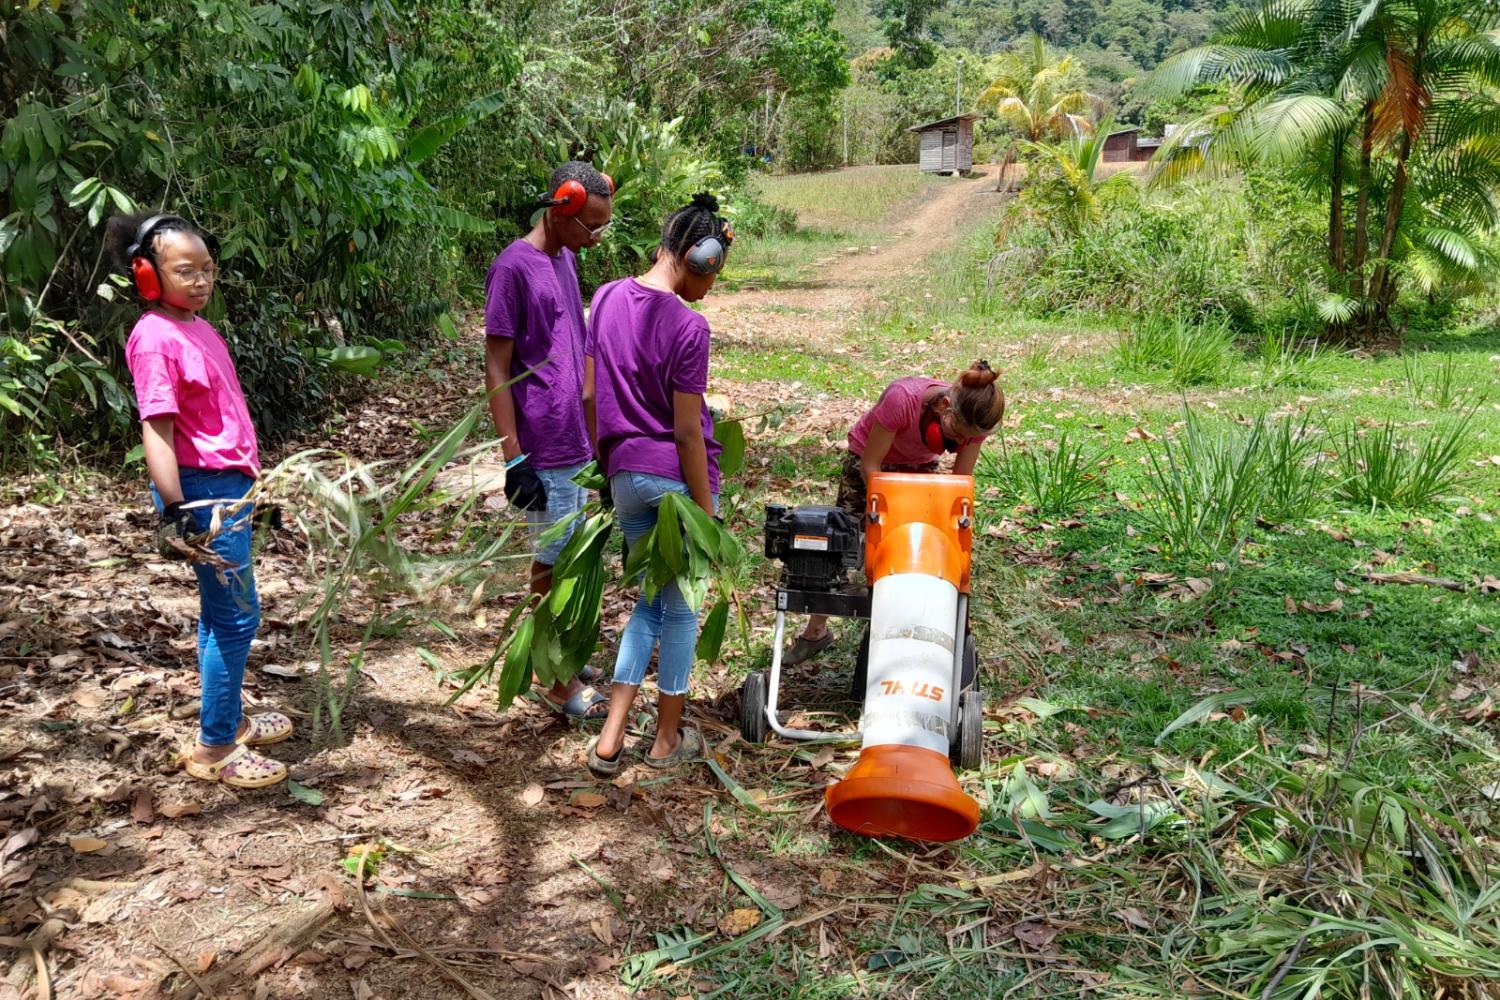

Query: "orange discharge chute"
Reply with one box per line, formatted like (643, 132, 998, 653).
(824, 473, 981, 843)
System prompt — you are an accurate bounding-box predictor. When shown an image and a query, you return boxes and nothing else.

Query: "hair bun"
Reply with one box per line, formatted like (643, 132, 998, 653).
(958, 359, 999, 389)
(690, 192, 720, 213)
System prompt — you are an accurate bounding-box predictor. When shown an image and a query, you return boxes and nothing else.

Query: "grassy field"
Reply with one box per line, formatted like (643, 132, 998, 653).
(684, 169, 1500, 998)
(723, 165, 950, 292)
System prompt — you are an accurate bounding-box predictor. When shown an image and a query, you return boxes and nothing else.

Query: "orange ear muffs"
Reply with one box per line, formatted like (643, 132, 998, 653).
(601, 173, 615, 196)
(545, 179, 588, 216)
(131, 256, 163, 301)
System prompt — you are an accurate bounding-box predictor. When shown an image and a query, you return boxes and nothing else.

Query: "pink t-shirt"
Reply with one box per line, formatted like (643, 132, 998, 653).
(847, 376, 951, 467)
(125, 311, 260, 476)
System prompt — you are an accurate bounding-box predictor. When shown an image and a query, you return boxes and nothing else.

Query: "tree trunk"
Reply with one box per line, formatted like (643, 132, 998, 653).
(1350, 103, 1375, 299)
(1329, 131, 1346, 287)
(1366, 128, 1412, 337)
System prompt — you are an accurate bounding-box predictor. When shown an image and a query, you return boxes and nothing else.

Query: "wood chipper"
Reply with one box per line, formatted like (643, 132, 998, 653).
(737, 472, 983, 842)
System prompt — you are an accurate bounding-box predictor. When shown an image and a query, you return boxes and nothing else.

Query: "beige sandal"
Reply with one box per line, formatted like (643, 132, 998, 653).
(184, 743, 287, 788)
(236, 712, 293, 746)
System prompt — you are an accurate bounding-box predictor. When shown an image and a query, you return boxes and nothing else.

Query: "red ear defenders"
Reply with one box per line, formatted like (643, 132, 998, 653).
(127, 214, 219, 302)
(542, 172, 615, 216)
(128, 214, 180, 302)
(684, 220, 734, 276)
(922, 405, 965, 454)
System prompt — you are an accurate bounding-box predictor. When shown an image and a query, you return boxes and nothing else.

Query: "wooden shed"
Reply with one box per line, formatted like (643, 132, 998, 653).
(1102, 126, 1161, 163)
(909, 113, 981, 174)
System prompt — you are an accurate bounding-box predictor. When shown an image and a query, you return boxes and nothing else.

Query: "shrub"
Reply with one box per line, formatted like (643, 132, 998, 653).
(1115, 314, 1235, 387)
(1333, 412, 1475, 510)
(989, 432, 1111, 517)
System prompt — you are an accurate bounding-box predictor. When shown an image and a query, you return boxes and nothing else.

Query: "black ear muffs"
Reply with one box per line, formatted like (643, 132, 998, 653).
(683, 220, 734, 276)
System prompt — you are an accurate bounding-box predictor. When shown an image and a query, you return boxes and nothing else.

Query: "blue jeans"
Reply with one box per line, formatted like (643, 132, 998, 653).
(526, 463, 588, 566)
(609, 471, 717, 695)
(151, 468, 260, 747)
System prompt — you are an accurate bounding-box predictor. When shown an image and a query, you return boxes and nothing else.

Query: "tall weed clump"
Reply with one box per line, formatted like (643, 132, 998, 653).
(1333, 410, 1476, 510)
(1138, 410, 1337, 562)
(1115, 314, 1236, 387)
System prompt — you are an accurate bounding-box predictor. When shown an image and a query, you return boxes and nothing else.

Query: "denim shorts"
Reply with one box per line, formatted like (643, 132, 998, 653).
(527, 463, 589, 566)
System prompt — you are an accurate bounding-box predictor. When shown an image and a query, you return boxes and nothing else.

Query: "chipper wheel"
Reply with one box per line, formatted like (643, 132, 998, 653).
(739, 671, 769, 743)
(952, 689, 984, 771)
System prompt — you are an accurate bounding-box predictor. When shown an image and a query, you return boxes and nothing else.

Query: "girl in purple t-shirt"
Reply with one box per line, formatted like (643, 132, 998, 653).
(108, 212, 291, 789)
(783, 361, 1007, 664)
(581, 193, 732, 775)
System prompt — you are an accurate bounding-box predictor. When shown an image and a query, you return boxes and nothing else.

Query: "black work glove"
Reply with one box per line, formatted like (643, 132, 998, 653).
(253, 502, 284, 532)
(598, 478, 614, 511)
(156, 501, 196, 560)
(503, 457, 549, 512)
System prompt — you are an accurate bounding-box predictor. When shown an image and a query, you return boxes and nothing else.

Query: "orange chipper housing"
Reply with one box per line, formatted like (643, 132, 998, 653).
(824, 472, 982, 843)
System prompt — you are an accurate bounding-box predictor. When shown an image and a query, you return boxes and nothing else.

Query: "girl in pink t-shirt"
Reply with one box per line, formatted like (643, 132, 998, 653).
(783, 361, 1006, 664)
(107, 212, 290, 789)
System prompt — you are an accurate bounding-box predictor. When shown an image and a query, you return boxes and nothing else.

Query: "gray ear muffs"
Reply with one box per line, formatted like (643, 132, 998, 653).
(685, 235, 728, 276)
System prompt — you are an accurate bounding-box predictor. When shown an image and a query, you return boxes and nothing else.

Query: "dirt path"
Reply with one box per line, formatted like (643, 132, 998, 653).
(703, 165, 1000, 351)
(0, 169, 1004, 1000)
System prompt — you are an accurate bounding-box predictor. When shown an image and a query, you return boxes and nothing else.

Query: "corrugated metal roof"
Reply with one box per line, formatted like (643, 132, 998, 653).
(907, 113, 983, 132)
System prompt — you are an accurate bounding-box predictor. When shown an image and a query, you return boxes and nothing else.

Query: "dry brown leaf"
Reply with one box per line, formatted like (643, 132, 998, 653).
(1114, 907, 1152, 930)
(130, 786, 154, 824)
(158, 800, 201, 819)
(351, 978, 375, 1000)
(195, 951, 216, 974)
(69, 835, 107, 854)
(572, 791, 606, 809)
(1012, 921, 1061, 950)
(519, 783, 544, 807)
(717, 908, 763, 937)
(1283, 594, 1298, 615)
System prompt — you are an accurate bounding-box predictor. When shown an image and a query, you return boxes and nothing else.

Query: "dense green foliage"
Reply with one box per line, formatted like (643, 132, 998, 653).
(0, 0, 844, 464)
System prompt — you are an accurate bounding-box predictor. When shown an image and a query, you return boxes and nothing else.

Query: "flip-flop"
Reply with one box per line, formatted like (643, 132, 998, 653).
(587, 736, 625, 777)
(236, 712, 293, 746)
(783, 631, 835, 666)
(644, 726, 704, 770)
(183, 743, 287, 788)
(536, 684, 610, 721)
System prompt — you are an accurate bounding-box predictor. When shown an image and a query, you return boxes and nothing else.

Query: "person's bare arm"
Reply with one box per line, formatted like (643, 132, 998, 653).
(673, 391, 715, 516)
(953, 439, 984, 476)
(143, 416, 182, 504)
(483, 337, 522, 461)
(860, 422, 897, 481)
(583, 356, 598, 453)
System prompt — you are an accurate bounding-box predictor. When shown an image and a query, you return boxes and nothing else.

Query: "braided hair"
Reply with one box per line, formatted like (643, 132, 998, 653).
(660, 192, 726, 259)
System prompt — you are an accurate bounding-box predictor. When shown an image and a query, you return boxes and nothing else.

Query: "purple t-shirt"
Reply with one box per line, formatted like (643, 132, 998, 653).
(483, 240, 591, 470)
(586, 278, 721, 493)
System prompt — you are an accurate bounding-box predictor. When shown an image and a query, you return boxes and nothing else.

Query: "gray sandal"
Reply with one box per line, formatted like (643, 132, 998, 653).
(537, 684, 610, 721)
(783, 631, 835, 666)
(587, 736, 625, 777)
(644, 726, 704, 769)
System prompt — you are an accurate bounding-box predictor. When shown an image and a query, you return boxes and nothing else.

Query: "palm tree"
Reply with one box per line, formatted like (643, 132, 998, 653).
(1144, 0, 1500, 339)
(1010, 117, 1117, 239)
(979, 33, 1102, 190)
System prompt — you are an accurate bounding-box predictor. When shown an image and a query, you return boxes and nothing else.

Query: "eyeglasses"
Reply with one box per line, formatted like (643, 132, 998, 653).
(569, 215, 613, 240)
(170, 266, 219, 285)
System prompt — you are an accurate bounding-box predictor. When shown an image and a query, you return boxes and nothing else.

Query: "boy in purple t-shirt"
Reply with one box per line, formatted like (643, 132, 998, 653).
(484, 160, 614, 718)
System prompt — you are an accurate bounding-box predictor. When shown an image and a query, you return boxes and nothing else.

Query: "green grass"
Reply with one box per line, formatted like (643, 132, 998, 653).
(723, 166, 952, 291)
(666, 177, 1500, 1000)
(750, 165, 948, 232)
